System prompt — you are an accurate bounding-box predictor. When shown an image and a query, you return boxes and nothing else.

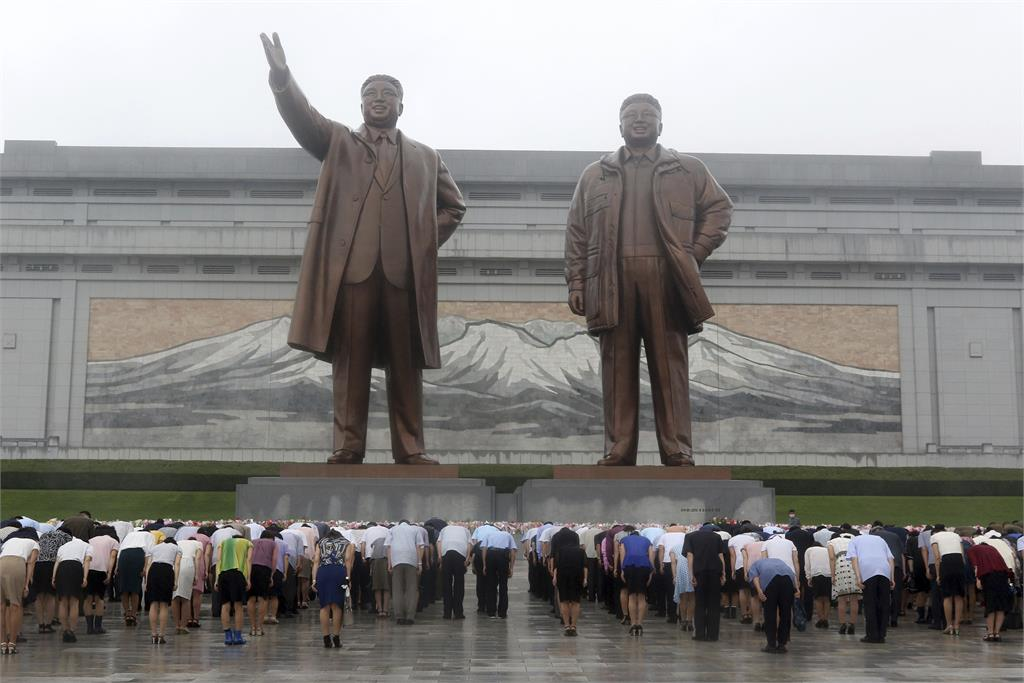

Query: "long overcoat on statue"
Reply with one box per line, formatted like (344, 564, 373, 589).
(271, 74, 466, 368)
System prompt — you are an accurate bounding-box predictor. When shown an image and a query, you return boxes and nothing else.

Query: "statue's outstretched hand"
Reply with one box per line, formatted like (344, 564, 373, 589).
(260, 32, 288, 75)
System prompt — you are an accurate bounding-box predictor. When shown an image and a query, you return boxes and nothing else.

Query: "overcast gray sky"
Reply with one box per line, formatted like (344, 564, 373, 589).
(2, 0, 1022, 164)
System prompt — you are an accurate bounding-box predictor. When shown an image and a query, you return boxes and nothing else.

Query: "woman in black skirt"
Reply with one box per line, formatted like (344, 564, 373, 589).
(967, 542, 1013, 642)
(553, 544, 587, 636)
(34, 527, 71, 634)
(144, 540, 181, 644)
(52, 535, 93, 643)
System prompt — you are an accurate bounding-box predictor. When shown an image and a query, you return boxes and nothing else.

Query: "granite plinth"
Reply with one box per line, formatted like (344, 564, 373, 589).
(279, 463, 460, 478)
(552, 465, 732, 480)
(236, 477, 494, 520)
(513, 479, 774, 523)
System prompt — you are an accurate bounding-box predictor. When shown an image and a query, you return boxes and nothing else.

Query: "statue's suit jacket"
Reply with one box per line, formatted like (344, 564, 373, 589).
(271, 73, 466, 368)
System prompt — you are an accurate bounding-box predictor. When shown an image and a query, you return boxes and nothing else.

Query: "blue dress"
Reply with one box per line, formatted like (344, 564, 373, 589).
(672, 547, 693, 601)
(315, 537, 349, 608)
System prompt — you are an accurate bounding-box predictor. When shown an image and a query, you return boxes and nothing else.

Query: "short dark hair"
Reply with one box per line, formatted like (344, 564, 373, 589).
(362, 74, 403, 100)
(620, 93, 661, 114)
(872, 520, 885, 528)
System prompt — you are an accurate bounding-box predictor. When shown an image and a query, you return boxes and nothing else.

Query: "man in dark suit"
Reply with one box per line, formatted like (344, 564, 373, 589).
(565, 94, 732, 466)
(261, 33, 466, 465)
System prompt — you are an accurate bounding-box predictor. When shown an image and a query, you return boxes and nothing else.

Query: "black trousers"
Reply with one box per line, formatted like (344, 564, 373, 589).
(763, 575, 795, 648)
(484, 549, 510, 617)
(351, 553, 370, 609)
(928, 565, 945, 628)
(441, 550, 467, 618)
(798, 568, 813, 619)
(658, 562, 675, 617)
(473, 550, 485, 612)
(863, 575, 891, 642)
(586, 558, 599, 602)
(693, 571, 722, 641)
(890, 566, 904, 623)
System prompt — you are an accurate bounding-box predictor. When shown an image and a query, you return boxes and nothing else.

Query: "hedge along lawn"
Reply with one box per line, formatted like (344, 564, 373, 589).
(776, 496, 1024, 527)
(4, 490, 1020, 527)
(0, 490, 235, 522)
(0, 460, 280, 476)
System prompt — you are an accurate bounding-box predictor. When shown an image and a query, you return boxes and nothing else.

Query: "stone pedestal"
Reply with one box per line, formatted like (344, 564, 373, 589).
(235, 477, 494, 520)
(234, 464, 774, 523)
(513, 478, 773, 524)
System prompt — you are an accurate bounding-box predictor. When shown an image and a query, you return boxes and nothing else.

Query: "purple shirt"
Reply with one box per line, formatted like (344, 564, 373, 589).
(251, 538, 276, 568)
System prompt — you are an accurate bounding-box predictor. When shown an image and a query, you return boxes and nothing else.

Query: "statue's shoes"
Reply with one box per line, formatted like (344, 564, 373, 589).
(327, 449, 363, 464)
(662, 453, 695, 467)
(596, 454, 635, 466)
(396, 453, 440, 465)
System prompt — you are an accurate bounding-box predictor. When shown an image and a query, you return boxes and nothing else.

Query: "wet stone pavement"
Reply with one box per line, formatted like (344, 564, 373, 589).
(1, 572, 1021, 682)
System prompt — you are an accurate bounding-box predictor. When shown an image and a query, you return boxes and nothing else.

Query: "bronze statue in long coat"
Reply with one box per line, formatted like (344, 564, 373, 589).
(261, 33, 465, 464)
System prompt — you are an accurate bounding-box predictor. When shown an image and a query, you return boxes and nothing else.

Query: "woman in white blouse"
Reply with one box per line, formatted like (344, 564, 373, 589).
(52, 533, 93, 643)
(0, 536, 39, 654)
(144, 540, 182, 644)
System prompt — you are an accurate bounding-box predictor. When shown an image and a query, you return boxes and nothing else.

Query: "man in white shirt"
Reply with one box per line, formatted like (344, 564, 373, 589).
(469, 523, 499, 614)
(728, 529, 758, 624)
(579, 526, 603, 603)
(279, 528, 306, 617)
(386, 521, 425, 625)
(360, 523, 390, 617)
(437, 523, 471, 619)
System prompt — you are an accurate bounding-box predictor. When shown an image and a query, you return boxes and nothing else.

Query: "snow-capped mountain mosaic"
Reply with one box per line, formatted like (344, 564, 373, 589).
(84, 316, 901, 453)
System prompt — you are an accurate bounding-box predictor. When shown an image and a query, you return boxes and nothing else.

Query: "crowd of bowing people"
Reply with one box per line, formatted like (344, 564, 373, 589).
(0, 510, 1020, 655)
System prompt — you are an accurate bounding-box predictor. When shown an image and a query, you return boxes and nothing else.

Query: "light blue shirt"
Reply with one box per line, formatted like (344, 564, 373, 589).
(747, 558, 796, 590)
(533, 524, 551, 556)
(847, 534, 894, 581)
(919, 530, 936, 565)
(472, 524, 499, 545)
(483, 530, 517, 551)
(640, 526, 666, 545)
(17, 516, 39, 530)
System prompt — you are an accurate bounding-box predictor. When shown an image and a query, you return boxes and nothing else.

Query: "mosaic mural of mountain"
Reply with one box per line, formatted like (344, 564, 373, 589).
(84, 314, 902, 454)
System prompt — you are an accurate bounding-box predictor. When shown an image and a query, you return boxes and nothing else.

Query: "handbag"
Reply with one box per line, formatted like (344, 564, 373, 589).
(793, 599, 808, 631)
(343, 593, 354, 627)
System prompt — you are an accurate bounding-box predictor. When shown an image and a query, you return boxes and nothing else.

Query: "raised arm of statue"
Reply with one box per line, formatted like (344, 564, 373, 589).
(259, 32, 289, 82)
(260, 31, 334, 161)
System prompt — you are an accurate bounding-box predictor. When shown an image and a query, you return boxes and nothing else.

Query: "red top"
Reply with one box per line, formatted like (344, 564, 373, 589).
(966, 543, 1009, 579)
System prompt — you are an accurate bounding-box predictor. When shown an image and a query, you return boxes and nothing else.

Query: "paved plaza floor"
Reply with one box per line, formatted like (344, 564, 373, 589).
(2, 573, 1021, 682)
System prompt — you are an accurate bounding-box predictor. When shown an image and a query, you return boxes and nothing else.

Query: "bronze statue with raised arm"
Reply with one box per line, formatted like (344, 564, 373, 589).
(260, 32, 466, 465)
(565, 94, 732, 467)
